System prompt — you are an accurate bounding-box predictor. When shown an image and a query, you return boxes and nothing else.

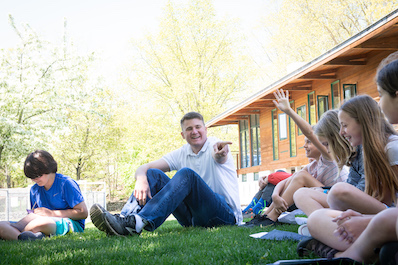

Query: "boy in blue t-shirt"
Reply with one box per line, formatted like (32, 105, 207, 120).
(0, 150, 88, 241)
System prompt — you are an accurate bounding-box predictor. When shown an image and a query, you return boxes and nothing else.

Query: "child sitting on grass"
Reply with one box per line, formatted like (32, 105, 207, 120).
(297, 53, 398, 264)
(244, 90, 351, 227)
(0, 150, 88, 241)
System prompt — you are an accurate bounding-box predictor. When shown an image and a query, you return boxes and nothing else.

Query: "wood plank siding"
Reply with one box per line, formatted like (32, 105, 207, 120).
(206, 10, 398, 204)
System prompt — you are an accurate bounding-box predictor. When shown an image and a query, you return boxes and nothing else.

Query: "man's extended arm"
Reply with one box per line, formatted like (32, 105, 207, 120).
(134, 159, 170, 206)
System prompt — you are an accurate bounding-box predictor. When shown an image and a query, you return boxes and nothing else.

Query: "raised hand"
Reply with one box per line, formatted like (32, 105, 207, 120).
(273, 89, 291, 113)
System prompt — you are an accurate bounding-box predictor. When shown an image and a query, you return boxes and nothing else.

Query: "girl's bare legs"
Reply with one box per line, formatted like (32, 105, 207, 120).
(266, 171, 323, 221)
(294, 187, 328, 216)
(327, 182, 386, 214)
(307, 209, 352, 251)
(335, 208, 398, 263)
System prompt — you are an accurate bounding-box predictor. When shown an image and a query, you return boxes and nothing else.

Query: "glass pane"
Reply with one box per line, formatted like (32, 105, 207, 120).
(317, 96, 329, 119)
(272, 110, 279, 160)
(296, 105, 306, 135)
(254, 172, 259, 181)
(308, 92, 316, 125)
(343, 84, 357, 99)
(290, 117, 297, 157)
(279, 113, 287, 140)
(331, 81, 340, 108)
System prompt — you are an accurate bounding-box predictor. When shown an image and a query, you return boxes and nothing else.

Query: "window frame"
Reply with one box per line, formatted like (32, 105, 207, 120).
(296, 105, 306, 136)
(317, 95, 329, 119)
(331, 80, 341, 109)
(289, 100, 297, 157)
(271, 109, 279, 160)
(308, 91, 316, 126)
(343, 84, 357, 99)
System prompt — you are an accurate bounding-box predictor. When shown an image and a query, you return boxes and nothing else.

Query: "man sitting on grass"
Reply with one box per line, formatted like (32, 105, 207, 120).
(90, 112, 242, 236)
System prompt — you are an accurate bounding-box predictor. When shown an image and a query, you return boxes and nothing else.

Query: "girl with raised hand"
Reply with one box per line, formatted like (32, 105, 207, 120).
(299, 90, 398, 260)
(244, 90, 350, 227)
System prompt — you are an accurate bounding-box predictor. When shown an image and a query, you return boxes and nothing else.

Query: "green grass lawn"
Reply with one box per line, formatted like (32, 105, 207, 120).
(0, 220, 315, 265)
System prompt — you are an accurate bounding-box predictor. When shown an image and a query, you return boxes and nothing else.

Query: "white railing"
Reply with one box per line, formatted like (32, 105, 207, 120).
(0, 181, 106, 222)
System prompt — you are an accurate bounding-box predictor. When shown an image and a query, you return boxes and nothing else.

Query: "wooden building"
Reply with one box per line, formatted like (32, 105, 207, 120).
(206, 10, 398, 204)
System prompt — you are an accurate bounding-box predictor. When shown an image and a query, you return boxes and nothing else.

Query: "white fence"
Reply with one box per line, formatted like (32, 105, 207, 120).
(0, 181, 106, 222)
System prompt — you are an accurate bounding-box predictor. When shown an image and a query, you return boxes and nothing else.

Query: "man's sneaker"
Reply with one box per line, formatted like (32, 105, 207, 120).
(297, 237, 338, 259)
(244, 214, 277, 227)
(104, 212, 140, 236)
(90, 203, 114, 235)
(18, 231, 45, 241)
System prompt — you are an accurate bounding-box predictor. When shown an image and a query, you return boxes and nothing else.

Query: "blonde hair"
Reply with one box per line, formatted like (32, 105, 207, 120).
(340, 95, 398, 203)
(314, 109, 354, 170)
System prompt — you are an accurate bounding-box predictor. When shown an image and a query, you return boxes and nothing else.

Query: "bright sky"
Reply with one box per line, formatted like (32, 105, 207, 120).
(1, 0, 269, 81)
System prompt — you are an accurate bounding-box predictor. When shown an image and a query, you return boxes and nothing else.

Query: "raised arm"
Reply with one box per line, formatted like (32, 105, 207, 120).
(273, 89, 331, 160)
(134, 158, 170, 205)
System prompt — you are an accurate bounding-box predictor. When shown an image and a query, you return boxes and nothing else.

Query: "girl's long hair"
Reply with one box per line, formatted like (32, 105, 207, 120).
(314, 110, 354, 171)
(340, 95, 398, 203)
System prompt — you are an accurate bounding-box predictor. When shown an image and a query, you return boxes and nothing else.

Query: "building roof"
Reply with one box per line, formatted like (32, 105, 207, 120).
(207, 9, 398, 127)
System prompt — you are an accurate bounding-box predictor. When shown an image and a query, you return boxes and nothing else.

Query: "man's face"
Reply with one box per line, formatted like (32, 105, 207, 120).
(181, 118, 208, 151)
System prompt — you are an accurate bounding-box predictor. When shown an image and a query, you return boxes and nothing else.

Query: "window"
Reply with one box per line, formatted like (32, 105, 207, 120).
(253, 172, 259, 181)
(308, 92, 316, 125)
(289, 101, 297, 157)
(343, 84, 357, 99)
(272, 109, 279, 160)
(296, 105, 306, 135)
(250, 114, 261, 166)
(278, 113, 287, 140)
(239, 120, 250, 168)
(331, 80, 341, 108)
(317, 95, 329, 119)
(242, 174, 247, 182)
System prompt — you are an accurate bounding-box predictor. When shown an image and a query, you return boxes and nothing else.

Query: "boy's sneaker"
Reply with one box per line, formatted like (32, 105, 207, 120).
(104, 213, 140, 236)
(242, 208, 254, 219)
(244, 214, 277, 227)
(18, 231, 45, 241)
(90, 203, 114, 235)
(297, 237, 338, 259)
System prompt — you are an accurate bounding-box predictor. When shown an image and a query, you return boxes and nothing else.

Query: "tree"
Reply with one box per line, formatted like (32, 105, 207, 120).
(0, 16, 95, 187)
(126, 0, 256, 121)
(258, 0, 398, 78)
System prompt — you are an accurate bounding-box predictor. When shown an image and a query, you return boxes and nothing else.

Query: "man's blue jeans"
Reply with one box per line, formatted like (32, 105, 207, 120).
(122, 168, 236, 231)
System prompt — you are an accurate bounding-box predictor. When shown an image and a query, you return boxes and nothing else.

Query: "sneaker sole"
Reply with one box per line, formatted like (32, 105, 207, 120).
(90, 204, 114, 235)
(103, 214, 128, 237)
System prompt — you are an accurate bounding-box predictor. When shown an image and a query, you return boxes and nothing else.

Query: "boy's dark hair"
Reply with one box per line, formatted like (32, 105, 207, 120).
(180, 112, 205, 129)
(24, 150, 58, 179)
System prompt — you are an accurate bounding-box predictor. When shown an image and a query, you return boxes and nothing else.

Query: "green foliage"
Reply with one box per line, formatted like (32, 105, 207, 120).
(125, 0, 255, 121)
(260, 0, 398, 78)
(0, 16, 95, 188)
(0, 221, 313, 264)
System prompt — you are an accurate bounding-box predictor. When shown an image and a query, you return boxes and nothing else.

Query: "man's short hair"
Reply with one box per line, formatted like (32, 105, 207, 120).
(24, 150, 58, 179)
(180, 112, 205, 129)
